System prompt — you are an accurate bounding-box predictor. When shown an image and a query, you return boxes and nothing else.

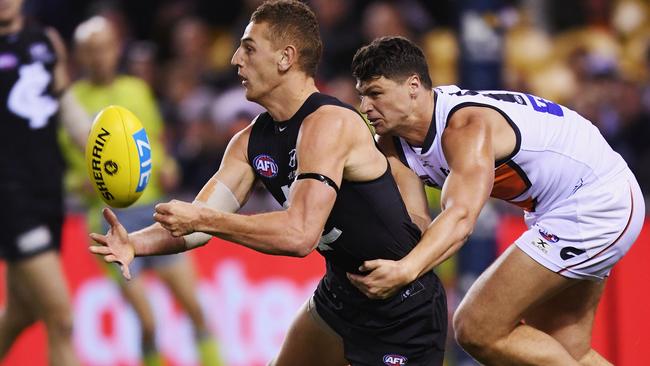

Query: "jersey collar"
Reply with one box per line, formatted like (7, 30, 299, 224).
(412, 90, 437, 154)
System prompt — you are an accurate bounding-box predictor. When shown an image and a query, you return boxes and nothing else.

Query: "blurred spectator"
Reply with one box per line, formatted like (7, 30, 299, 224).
(361, 1, 412, 42)
(125, 40, 159, 93)
(421, 28, 460, 86)
(61, 16, 223, 366)
(321, 73, 359, 107)
(310, 0, 362, 80)
(170, 17, 211, 79)
(159, 61, 221, 195)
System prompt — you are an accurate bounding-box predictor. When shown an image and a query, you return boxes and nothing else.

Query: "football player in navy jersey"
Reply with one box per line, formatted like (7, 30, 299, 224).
(90, 1, 448, 365)
(0, 0, 88, 365)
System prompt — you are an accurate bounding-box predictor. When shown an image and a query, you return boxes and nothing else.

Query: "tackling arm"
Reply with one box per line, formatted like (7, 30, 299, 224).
(400, 109, 495, 279)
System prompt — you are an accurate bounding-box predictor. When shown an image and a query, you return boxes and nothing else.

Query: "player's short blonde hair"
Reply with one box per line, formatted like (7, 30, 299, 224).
(251, 0, 322, 78)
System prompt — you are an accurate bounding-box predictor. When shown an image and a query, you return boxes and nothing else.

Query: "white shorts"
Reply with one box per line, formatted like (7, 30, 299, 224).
(515, 169, 645, 281)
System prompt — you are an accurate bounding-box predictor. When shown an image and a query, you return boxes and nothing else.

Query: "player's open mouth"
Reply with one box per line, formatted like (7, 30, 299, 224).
(238, 73, 248, 86)
(368, 118, 382, 126)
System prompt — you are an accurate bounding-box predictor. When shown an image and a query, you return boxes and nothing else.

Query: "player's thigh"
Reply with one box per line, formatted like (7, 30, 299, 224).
(11, 250, 72, 321)
(456, 245, 575, 338)
(3, 264, 39, 326)
(272, 297, 347, 366)
(155, 255, 204, 318)
(523, 278, 605, 357)
(118, 276, 156, 326)
(154, 254, 197, 299)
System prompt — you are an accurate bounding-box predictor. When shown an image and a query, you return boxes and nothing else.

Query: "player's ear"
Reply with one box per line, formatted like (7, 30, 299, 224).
(278, 45, 296, 72)
(407, 74, 420, 97)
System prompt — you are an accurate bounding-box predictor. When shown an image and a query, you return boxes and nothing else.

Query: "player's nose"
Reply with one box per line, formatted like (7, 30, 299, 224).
(359, 96, 372, 114)
(231, 47, 242, 66)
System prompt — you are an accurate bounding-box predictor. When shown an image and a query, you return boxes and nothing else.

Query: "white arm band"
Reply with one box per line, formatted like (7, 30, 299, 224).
(183, 180, 241, 249)
(59, 89, 91, 149)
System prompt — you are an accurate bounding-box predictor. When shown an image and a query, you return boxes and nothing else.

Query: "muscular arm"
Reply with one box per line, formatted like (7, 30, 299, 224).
(167, 108, 350, 257)
(401, 109, 494, 279)
(131, 126, 257, 256)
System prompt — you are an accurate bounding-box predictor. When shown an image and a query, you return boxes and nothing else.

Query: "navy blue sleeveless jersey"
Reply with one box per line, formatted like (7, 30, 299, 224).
(0, 22, 65, 261)
(247, 92, 447, 364)
(0, 22, 63, 204)
(247, 92, 422, 274)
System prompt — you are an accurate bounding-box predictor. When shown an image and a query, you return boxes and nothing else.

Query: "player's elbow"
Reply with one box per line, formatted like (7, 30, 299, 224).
(283, 239, 316, 257)
(445, 205, 476, 241)
(283, 226, 319, 257)
(292, 244, 315, 258)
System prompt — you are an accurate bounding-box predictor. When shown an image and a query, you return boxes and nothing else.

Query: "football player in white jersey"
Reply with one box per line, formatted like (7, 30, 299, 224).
(349, 35, 645, 365)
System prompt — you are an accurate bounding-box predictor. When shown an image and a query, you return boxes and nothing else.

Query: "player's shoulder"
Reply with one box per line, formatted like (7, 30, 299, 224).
(300, 107, 360, 148)
(304, 103, 364, 133)
(232, 117, 257, 145)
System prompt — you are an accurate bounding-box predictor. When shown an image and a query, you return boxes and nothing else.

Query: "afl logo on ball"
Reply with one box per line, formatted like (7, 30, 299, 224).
(383, 354, 408, 365)
(104, 160, 119, 176)
(253, 154, 278, 178)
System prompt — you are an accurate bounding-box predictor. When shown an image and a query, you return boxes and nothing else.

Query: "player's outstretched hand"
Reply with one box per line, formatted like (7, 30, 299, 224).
(347, 259, 414, 299)
(89, 208, 135, 280)
(153, 199, 201, 237)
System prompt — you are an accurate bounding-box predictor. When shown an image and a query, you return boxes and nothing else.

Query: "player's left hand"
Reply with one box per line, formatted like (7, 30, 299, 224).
(346, 259, 414, 299)
(154, 199, 201, 237)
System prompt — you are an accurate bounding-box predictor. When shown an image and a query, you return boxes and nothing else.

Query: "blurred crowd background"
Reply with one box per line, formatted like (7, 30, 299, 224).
(19, 0, 650, 365)
(25, 0, 650, 203)
(28, 0, 650, 203)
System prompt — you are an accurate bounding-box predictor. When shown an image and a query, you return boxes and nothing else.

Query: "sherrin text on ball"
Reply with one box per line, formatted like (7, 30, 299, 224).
(85, 105, 152, 208)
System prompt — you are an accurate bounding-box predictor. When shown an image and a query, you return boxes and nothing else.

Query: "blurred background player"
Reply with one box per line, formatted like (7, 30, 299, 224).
(58, 15, 222, 366)
(0, 0, 89, 365)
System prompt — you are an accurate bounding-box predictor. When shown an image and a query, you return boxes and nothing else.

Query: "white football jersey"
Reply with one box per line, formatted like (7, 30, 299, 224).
(394, 85, 629, 213)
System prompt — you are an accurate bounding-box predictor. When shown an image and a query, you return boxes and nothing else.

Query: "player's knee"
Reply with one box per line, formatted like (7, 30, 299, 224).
(452, 307, 494, 357)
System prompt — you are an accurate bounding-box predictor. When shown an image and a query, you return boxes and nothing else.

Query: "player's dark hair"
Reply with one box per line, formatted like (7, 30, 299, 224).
(251, 0, 322, 78)
(352, 36, 432, 89)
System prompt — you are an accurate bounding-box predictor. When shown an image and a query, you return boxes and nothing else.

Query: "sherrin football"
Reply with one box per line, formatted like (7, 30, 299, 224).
(85, 105, 152, 208)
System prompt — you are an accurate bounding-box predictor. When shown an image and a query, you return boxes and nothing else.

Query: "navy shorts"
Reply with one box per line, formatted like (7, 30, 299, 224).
(0, 194, 63, 262)
(313, 269, 447, 365)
